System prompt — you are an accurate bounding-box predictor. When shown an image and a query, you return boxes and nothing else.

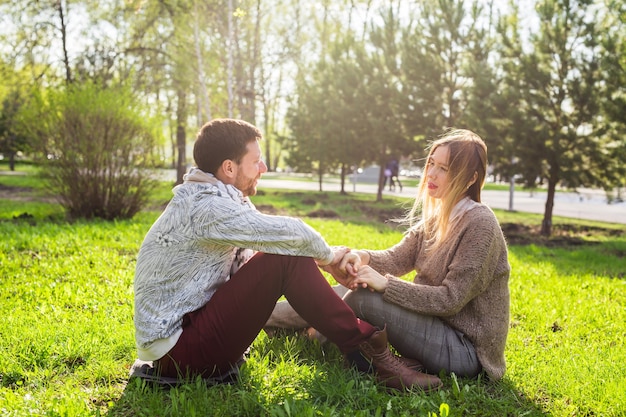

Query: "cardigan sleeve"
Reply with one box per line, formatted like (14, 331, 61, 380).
(363, 227, 422, 277)
(382, 208, 505, 316)
(194, 191, 334, 264)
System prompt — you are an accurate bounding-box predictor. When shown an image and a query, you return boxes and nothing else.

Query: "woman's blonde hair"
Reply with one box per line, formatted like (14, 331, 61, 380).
(406, 129, 488, 249)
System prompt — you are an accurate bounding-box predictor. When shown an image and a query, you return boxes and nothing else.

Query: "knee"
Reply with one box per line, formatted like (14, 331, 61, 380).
(343, 290, 387, 329)
(332, 284, 349, 298)
(342, 289, 367, 315)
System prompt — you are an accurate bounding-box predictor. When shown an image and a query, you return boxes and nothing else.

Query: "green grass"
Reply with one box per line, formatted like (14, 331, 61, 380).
(1, 171, 625, 416)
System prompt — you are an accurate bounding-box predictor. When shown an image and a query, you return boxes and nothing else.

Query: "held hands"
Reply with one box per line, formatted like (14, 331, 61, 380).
(319, 246, 357, 288)
(339, 250, 387, 293)
(340, 251, 362, 277)
(320, 248, 387, 293)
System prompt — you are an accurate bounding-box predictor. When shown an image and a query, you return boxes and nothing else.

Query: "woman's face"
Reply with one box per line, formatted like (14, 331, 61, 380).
(425, 145, 450, 199)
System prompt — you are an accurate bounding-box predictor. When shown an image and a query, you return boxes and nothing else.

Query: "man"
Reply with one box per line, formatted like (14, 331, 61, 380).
(133, 118, 441, 391)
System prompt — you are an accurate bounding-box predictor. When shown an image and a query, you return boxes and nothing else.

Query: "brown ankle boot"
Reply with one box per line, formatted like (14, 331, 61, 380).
(357, 326, 442, 392)
(396, 355, 424, 372)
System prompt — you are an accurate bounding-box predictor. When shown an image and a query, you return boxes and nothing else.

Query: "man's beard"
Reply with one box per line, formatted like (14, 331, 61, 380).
(235, 174, 257, 197)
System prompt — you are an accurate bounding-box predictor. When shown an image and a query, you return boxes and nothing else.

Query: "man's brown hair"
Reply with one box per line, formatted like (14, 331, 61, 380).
(193, 119, 263, 175)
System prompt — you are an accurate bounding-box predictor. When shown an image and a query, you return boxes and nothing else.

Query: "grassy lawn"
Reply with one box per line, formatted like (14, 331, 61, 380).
(1, 167, 624, 416)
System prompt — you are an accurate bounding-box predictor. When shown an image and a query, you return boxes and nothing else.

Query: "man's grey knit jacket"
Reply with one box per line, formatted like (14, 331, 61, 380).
(134, 168, 334, 360)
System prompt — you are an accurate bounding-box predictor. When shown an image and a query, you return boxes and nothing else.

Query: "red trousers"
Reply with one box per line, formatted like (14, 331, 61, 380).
(157, 252, 375, 378)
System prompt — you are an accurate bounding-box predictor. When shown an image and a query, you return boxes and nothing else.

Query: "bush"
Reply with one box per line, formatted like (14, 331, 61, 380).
(27, 82, 160, 220)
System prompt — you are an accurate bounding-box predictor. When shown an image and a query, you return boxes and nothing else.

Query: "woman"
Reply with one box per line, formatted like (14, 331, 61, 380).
(339, 128, 510, 380)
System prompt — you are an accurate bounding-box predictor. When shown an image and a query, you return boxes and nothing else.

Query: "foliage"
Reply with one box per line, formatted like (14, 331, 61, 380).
(17, 82, 160, 220)
(287, 6, 416, 199)
(596, 0, 626, 200)
(0, 89, 29, 170)
(0, 0, 625, 231)
(0, 176, 625, 416)
(0, 64, 33, 169)
(401, 0, 494, 132)
(495, 0, 617, 235)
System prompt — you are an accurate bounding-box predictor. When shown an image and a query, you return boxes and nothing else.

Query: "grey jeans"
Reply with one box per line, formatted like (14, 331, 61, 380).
(266, 285, 481, 377)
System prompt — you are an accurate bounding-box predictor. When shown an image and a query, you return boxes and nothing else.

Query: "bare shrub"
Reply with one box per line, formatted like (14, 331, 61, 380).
(34, 83, 160, 220)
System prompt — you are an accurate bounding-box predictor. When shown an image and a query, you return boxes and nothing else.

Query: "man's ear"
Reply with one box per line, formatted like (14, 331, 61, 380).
(218, 159, 236, 181)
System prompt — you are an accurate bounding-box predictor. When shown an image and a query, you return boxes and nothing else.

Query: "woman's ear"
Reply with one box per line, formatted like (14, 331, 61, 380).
(467, 171, 478, 189)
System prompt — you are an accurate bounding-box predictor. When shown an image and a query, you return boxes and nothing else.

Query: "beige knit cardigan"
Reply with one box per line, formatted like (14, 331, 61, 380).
(365, 203, 510, 380)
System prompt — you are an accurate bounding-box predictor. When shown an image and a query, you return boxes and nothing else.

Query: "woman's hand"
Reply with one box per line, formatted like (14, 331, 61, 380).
(352, 265, 388, 293)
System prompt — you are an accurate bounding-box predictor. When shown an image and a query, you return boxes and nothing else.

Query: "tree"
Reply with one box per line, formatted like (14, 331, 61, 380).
(119, 0, 272, 180)
(287, 3, 414, 198)
(400, 0, 497, 145)
(359, 5, 413, 201)
(0, 1, 62, 86)
(287, 35, 373, 193)
(285, 0, 354, 191)
(285, 65, 332, 190)
(118, 0, 196, 183)
(0, 62, 33, 168)
(467, 4, 537, 187)
(498, 0, 610, 236)
(0, 90, 29, 170)
(20, 82, 160, 220)
(596, 0, 626, 201)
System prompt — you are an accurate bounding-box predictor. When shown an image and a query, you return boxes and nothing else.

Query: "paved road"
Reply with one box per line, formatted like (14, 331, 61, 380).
(258, 177, 626, 225)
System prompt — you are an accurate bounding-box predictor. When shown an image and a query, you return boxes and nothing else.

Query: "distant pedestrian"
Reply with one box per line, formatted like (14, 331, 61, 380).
(390, 159, 402, 192)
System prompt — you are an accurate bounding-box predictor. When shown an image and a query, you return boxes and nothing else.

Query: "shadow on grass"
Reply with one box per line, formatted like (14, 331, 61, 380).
(108, 371, 549, 417)
(108, 333, 550, 416)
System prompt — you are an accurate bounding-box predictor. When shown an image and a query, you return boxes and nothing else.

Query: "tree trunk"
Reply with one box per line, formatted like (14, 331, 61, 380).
(170, 133, 176, 169)
(340, 163, 347, 194)
(541, 178, 557, 236)
(262, 103, 271, 171)
(56, 0, 72, 84)
(247, 0, 261, 123)
(227, 0, 234, 118)
(175, 89, 187, 185)
(376, 167, 384, 202)
(9, 150, 15, 171)
(317, 163, 323, 192)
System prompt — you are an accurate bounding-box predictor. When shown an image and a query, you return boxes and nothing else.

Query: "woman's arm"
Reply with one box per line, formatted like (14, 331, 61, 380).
(365, 227, 422, 277)
(383, 210, 507, 316)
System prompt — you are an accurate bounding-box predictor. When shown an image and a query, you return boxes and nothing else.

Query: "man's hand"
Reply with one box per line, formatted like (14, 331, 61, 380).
(340, 252, 362, 276)
(320, 247, 356, 288)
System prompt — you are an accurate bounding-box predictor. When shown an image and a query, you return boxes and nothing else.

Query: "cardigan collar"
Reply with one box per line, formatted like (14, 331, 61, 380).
(181, 167, 254, 208)
(451, 196, 480, 223)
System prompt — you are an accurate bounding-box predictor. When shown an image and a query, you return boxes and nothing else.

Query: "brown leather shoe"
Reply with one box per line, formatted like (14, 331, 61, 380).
(357, 326, 442, 392)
